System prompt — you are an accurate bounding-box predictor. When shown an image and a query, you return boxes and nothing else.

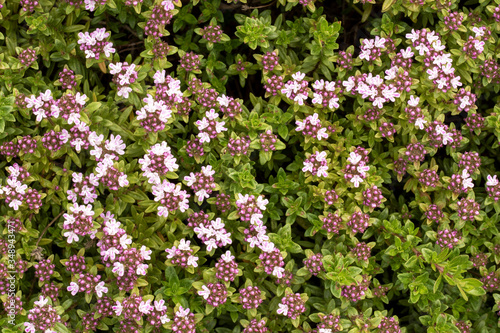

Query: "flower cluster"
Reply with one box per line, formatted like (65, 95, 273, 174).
(215, 251, 239, 282)
(0, 164, 41, 211)
(109, 62, 138, 99)
(193, 217, 232, 251)
(348, 211, 371, 235)
(62, 203, 94, 244)
(259, 130, 278, 151)
(311, 79, 340, 110)
(277, 293, 306, 319)
(303, 151, 329, 177)
(486, 175, 500, 201)
(281, 72, 310, 106)
(77, 28, 115, 60)
(136, 94, 173, 133)
(343, 151, 370, 188)
(436, 229, 462, 249)
(139, 141, 179, 185)
(165, 239, 199, 269)
(24, 297, 62, 333)
(296, 113, 329, 140)
(303, 253, 324, 276)
(151, 180, 190, 217)
(239, 286, 263, 309)
(456, 198, 480, 221)
(424, 204, 444, 223)
(195, 109, 228, 143)
(184, 165, 217, 202)
(352, 242, 372, 261)
(243, 319, 269, 333)
(144, 2, 175, 38)
(341, 276, 370, 302)
(406, 29, 462, 93)
(172, 306, 196, 333)
(322, 212, 342, 235)
(198, 283, 228, 307)
(362, 185, 384, 208)
(418, 169, 440, 188)
(18, 47, 37, 67)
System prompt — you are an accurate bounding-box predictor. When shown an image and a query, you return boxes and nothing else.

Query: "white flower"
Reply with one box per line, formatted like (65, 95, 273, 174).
(104, 219, 121, 236)
(292, 71, 305, 81)
(350, 175, 363, 188)
(155, 300, 168, 312)
(277, 303, 289, 316)
(67, 282, 79, 296)
(174, 239, 189, 252)
(34, 296, 49, 307)
(205, 239, 218, 252)
(415, 118, 427, 130)
(328, 97, 340, 109)
(357, 164, 370, 176)
(405, 29, 419, 43)
(112, 262, 125, 276)
(348, 152, 362, 165)
(109, 62, 123, 74)
(64, 231, 79, 243)
(372, 97, 385, 109)
(415, 43, 430, 55)
(486, 175, 499, 186)
(302, 160, 314, 173)
(221, 250, 234, 262)
(24, 322, 36, 333)
(117, 86, 132, 99)
(140, 246, 152, 260)
(95, 281, 108, 297)
(401, 46, 414, 59)
(472, 26, 485, 38)
(139, 300, 154, 314)
(441, 131, 453, 145)
(118, 174, 129, 187)
(462, 177, 474, 190)
(260, 241, 275, 253)
(15, 183, 27, 195)
(215, 121, 227, 133)
(384, 66, 398, 80)
(342, 77, 355, 92)
(120, 234, 132, 249)
(217, 94, 231, 107)
(272, 266, 285, 278)
(198, 285, 211, 299)
(315, 151, 327, 162)
(187, 255, 199, 267)
(136, 264, 148, 275)
(176, 306, 190, 318)
(112, 301, 123, 316)
(408, 95, 419, 107)
(451, 76, 462, 89)
(101, 247, 119, 261)
(317, 165, 328, 178)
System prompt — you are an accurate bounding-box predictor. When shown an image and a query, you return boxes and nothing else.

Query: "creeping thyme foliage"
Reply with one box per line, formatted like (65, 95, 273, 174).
(3, 0, 500, 332)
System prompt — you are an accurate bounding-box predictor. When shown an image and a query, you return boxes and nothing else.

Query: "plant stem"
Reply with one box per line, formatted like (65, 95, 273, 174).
(35, 211, 64, 248)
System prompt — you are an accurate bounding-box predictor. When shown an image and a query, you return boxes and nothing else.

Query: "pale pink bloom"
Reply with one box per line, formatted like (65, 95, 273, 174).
(198, 285, 211, 299)
(67, 282, 79, 296)
(64, 231, 79, 243)
(113, 301, 123, 316)
(277, 303, 289, 316)
(95, 281, 108, 297)
(486, 175, 499, 186)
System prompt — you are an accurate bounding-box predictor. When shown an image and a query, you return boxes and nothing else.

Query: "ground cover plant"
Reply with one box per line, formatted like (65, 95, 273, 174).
(1, 0, 500, 332)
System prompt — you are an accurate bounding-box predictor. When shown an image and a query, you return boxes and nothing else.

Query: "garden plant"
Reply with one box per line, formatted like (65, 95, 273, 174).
(1, 0, 500, 332)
